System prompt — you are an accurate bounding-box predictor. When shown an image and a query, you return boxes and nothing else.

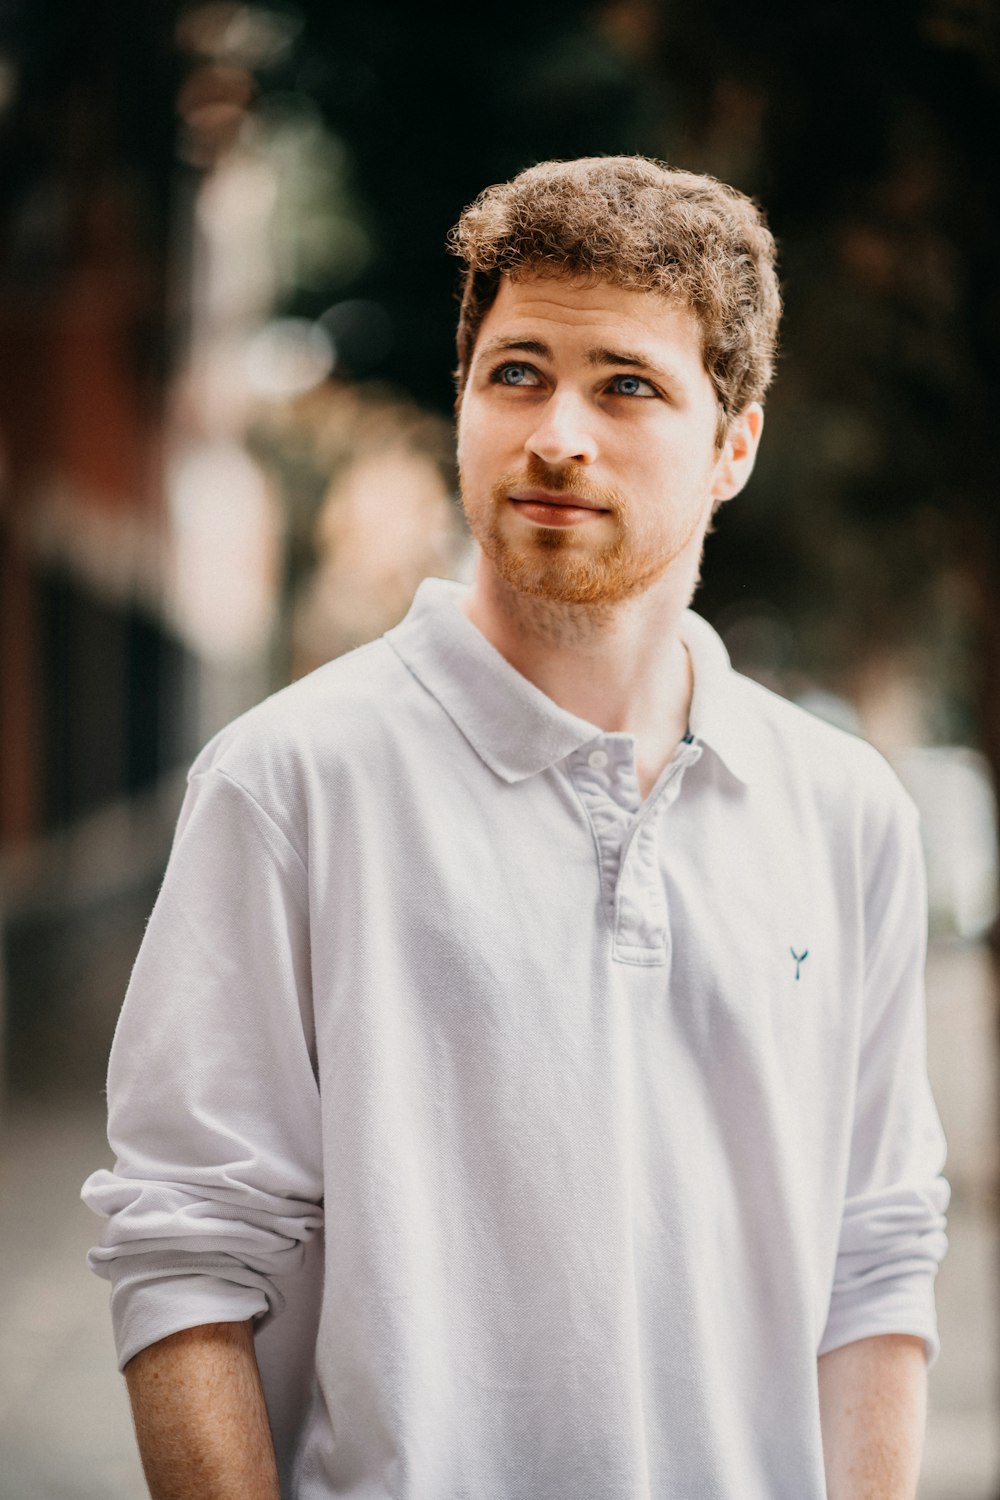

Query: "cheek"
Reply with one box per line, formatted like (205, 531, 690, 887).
(456, 408, 487, 477)
(458, 411, 511, 491)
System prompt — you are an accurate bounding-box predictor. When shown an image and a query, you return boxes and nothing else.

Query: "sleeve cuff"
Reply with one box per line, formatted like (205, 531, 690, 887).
(818, 1273, 941, 1367)
(109, 1272, 270, 1370)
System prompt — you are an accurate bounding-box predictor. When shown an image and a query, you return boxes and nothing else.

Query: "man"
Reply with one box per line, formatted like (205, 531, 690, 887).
(84, 156, 948, 1500)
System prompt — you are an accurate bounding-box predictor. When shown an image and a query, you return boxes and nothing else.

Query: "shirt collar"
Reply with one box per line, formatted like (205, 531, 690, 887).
(679, 608, 767, 785)
(386, 578, 765, 785)
(386, 579, 600, 782)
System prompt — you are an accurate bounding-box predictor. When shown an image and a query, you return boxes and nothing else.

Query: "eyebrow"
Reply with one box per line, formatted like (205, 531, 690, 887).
(587, 346, 669, 377)
(476, 337, 552, 362)
(475, 335, 683, 388)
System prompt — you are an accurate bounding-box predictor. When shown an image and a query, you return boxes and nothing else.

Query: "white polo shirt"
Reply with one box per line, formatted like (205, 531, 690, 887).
(83, 577, 948, 1500)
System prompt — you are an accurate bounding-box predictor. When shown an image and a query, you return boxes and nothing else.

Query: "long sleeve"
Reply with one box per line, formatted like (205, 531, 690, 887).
(819, 794, 949, 1363)
(82, 766, 324, 1370)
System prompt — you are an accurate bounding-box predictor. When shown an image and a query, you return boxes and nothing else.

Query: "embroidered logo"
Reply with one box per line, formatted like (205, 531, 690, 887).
(790, 947, 809, 981)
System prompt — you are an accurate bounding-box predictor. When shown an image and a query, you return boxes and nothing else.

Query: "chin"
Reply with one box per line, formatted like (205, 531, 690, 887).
(488, 539, 668, 608)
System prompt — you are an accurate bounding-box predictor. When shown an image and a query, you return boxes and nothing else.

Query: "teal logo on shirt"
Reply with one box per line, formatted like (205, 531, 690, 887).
(790, 947, 809, 981)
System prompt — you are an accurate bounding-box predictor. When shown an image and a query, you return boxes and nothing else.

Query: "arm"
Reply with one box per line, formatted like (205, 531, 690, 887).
(82, 767, 323, 1365)
(815, 787, 945, 1495)
(820, 789, 948, 1363)
(818, 1333, 927, 1500)
(125, 1320, 280, 1500)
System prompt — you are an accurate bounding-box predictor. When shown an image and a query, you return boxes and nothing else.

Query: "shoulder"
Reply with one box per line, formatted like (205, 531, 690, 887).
(185, 638, 426, 832)
(728, 669, 918, 836)
(200, 637, 400, 751)
(685, 607, 913, 831)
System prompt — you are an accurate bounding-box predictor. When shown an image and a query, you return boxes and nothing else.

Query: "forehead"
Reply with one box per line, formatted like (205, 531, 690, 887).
(474, 274, 707, 369)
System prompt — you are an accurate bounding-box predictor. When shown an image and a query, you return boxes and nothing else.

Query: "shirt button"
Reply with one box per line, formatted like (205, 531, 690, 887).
(587, 748, 609, 770)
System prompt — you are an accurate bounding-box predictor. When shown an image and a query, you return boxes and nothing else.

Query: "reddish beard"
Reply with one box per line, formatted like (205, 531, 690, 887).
(462, 460, 672, 606)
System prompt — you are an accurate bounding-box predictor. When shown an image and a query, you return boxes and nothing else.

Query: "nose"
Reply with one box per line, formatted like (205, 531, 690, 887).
(525, 388, 598, 467)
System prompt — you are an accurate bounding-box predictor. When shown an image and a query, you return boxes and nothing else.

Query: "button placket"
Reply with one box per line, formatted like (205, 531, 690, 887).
(611, 740, 703, 965)
(571, 738, 638, 929)
(570, 737, 701, 964)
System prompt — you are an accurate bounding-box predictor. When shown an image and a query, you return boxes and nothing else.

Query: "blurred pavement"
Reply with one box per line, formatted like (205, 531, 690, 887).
(0, 1098, 146, 1499)
(0, 938, 997, 1499)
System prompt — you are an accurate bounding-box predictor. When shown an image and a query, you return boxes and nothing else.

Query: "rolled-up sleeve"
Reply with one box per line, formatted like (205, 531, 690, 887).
(82, 766, 323, 1370)
(819, 794, 949, 1363)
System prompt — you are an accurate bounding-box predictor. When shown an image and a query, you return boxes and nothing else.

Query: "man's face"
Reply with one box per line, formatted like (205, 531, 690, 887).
(457, 274, 759, 608)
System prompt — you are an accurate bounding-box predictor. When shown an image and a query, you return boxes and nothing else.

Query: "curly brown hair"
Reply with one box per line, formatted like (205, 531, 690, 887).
(448, 156, 781, 437)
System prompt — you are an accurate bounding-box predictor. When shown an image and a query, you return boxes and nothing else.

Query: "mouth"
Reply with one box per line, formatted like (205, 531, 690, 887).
(507, 488, 611, 527)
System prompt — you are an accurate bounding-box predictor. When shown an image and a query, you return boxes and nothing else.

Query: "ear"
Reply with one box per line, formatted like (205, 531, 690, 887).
(710, 403, 764, 507)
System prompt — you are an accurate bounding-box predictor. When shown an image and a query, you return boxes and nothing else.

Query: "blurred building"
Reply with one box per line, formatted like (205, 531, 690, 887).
(0, 3, 185, 1094)
(0, 3, 466, 1097)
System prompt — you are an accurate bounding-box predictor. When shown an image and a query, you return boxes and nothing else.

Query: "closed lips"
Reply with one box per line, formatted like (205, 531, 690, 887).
(509, 490, 609, 510)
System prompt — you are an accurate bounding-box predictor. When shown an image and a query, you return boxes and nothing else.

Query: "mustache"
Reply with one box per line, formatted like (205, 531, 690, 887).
(492, 460, 625, 515)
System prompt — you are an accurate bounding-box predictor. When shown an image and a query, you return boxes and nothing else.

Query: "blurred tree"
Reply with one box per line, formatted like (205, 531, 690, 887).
(655, 0, 1000, 878)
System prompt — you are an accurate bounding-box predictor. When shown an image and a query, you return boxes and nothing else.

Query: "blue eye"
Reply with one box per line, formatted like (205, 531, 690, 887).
(493, 363, 538, 387)
(611, 374, 655, 397)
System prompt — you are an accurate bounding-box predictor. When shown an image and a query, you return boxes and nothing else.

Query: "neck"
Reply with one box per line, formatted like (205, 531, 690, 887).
(464, 557, 697, 795)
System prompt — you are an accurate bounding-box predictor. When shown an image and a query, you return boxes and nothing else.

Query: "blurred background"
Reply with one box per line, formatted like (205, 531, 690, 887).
(0, 1, 998, 1495)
